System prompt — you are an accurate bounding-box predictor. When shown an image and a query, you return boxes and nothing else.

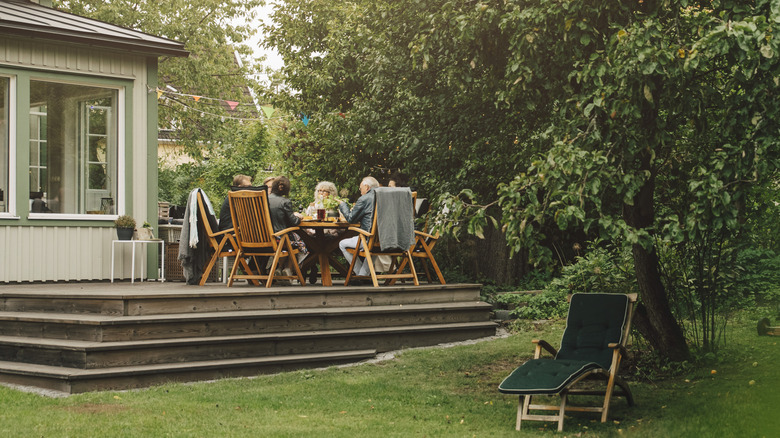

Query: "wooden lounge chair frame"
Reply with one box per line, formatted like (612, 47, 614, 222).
(344, 191, 419, 288)
(195, 190, 250, 285)
(227, 190, 304, 287)
(498, 293, 637, 432)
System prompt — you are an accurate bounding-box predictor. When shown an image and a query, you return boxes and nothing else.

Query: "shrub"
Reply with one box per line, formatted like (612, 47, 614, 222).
(516, 243, 637, 320)
(732, 248, 780, 306)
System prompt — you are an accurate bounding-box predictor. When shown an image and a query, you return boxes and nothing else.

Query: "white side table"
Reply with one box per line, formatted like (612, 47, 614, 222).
(111, 239, 165, 283)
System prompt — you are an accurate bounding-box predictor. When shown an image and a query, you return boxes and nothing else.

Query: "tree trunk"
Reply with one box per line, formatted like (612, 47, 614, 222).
(440, 224, 530, 286)
(624, 106, 690, 360)
(473, 225, 530, 284)
(631, 242, 690, 361)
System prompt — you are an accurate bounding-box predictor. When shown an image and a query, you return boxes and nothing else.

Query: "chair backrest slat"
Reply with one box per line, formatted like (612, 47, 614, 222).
(228, 190, 276, 252)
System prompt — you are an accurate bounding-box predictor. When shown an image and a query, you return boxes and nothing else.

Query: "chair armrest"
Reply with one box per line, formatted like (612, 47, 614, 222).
(608, 342, 629, 358)
(532, 339, 558, 358)
(348, 227, 371, 236)
(414, 230, 438, 240)
(273, 226, 300, 238)
(212, 228, 234, 237)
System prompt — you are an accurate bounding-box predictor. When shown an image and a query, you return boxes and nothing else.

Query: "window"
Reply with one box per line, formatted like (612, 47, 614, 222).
(29, 81, 118, 215)
(0, 76, 8, 213)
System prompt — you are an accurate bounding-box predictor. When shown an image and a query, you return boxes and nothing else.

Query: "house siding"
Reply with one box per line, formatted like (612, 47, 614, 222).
(0, 226, 148, 282)
(0, 36, 158, 283)
(0, 36, 140, 79)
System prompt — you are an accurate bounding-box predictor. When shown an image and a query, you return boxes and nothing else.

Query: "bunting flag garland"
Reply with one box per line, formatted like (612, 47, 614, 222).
(151, 85, 340, 127)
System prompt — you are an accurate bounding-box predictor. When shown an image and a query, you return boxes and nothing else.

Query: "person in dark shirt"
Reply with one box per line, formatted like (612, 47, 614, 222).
(268, 176, 303, 232)
(218, 174, 252, 232)
(268, 176, 307, 281)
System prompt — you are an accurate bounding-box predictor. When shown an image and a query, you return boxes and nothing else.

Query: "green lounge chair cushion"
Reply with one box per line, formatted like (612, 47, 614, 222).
(498, 358, 600, 394)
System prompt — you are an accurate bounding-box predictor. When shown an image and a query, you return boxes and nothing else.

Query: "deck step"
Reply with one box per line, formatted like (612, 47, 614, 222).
(0, 349, 378, 394)
(0, 282, 497, 393)
(0, 321, 498, 368)
(0, 283, 483, 315)
(0, 301, 493, 341)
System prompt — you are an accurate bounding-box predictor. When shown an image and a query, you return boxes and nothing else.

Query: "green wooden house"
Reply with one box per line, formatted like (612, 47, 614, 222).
(0, 0, 187, 282)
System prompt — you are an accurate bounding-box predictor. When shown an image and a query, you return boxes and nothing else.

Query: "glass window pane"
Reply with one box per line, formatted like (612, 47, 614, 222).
(88, 107, 107, 134)
(29, 120, 38, 140)
(89, 136, 106, 162)
(30, 172, 39, 193)
(29, 80, 118, 214)
(29, 141, 39, 166)
(40, 115, 47, 140)
(40, 140, 47, 166)
(88, 163, 107, 190)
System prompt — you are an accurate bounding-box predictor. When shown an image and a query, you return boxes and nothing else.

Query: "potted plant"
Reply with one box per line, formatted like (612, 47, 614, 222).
(114, 215, 136, 240)
(321, 197, 342, 218)
(135, 221, 155, 240)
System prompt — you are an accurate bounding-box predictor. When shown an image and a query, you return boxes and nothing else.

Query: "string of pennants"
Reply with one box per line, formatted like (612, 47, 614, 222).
(150, 86, 347, 126)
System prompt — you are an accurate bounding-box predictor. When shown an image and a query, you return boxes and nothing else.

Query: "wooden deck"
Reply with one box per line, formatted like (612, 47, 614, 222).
(0, 281, 497, 394)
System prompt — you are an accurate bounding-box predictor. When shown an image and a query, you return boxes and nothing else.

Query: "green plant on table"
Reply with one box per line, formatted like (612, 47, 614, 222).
(321, 196, 343, 210)
(114, 215, 136, 229)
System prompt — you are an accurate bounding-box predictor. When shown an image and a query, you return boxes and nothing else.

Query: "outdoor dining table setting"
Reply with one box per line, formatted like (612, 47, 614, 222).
(297, 216, 358, 286)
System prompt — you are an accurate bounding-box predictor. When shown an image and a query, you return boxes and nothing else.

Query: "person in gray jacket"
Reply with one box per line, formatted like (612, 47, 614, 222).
(338, 176, 379, 278)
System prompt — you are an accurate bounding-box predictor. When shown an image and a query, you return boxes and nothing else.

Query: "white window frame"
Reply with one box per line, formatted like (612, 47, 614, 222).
(0, 74, 16, 219)
(27, 79, 125, 221)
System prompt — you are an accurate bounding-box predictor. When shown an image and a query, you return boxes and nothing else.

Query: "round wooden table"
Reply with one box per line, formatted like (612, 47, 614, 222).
(298, 218, 357, 286)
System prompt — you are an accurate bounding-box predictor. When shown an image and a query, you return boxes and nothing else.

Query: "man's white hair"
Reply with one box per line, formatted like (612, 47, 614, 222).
(361, 176, 380, 190)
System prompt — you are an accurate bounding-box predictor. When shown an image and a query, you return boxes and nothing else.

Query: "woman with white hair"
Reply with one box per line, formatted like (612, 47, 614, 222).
(305, 181, 338, 217)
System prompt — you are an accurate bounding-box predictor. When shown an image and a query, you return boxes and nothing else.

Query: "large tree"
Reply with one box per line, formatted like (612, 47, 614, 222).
(53, 0, 265, 159)
(265, 0, 780, 360)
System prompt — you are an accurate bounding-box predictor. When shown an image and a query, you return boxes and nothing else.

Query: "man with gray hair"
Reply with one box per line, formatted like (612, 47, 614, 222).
(338, 176, 380, 279)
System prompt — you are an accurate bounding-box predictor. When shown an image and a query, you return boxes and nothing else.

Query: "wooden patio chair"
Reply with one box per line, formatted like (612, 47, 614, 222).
(344, 187, 419, 287)
(227, 189, 304, 287)
(389, 212, 445, 285)
(498, 293, 637, 432)
(195, 190, 250, 286)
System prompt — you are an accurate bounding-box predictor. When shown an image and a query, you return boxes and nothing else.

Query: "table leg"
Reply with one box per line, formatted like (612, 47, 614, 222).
(111, 240, 116, 283)
(131, 241, 137, 284)
(319, 252, 332, 286)
(160, 240, 165, 282)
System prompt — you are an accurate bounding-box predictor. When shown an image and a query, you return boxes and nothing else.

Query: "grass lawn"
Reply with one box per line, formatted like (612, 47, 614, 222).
(0, 316, 777, 437)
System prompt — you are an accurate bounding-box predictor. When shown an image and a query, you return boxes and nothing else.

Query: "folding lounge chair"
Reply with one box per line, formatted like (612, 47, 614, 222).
(498, 292, 637, 431)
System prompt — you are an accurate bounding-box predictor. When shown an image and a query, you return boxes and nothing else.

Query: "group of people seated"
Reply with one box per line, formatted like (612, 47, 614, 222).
(216, 173, 405, 285)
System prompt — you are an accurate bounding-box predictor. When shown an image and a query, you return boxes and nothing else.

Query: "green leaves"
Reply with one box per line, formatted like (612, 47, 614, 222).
(54, 0, 265, 159)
